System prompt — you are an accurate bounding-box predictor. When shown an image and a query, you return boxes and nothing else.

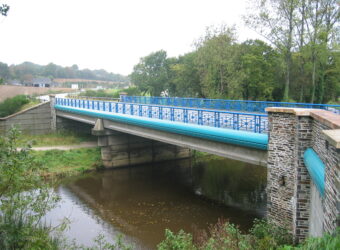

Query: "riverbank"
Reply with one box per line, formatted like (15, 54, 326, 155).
(33, 147, 102, 178)
(17, 131, 102, 178)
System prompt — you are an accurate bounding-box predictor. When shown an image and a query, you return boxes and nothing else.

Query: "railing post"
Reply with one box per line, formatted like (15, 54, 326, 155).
(184, 109, 188, 123)
(139, 105, 142, 117)
(170, 108, 175, 121)
(214, 112, 220, 127)
(198, 110, 203, 125)
(233, 113, 239, 130)
(159, 107, 163, 120)
(130, 104, 133, 115)
(148, 106, 152, 118)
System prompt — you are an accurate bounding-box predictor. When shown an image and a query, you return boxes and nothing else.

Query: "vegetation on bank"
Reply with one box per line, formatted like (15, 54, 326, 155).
(158, 219, 340, 250)
(0, 95, 31, 117)
(18, 131, 96, 147)
(33, 148, 103, 178)
(78, 86, 141, 99)
(0, 128, 133, 249)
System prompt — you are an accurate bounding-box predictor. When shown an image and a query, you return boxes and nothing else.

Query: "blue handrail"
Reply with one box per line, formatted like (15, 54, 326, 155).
(303, 148, 325, 196)
(55, 98, 269, 134)
(121, 96, 340, 114)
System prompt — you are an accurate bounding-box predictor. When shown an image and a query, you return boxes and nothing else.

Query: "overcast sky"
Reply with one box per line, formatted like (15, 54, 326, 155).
(0, 0, 259, 75)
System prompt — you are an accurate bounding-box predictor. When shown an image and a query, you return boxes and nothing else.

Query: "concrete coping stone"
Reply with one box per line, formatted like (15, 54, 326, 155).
(0, 101, 51, 121)
(322, 129, 340, 148)
(265, 107, 340, 129)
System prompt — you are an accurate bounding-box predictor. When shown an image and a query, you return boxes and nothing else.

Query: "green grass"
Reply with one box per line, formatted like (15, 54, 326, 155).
(33, 147, 103, 177)
(18, 99, 41, 111)
(18, 131, 96, 147)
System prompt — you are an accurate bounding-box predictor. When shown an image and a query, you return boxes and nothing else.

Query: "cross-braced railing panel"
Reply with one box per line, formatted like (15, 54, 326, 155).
(56, 98, 269, 133)
(122, 96, 340, 115)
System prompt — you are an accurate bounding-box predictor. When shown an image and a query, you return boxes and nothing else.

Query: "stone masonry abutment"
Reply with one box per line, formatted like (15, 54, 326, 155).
(266, 107, 339, 243)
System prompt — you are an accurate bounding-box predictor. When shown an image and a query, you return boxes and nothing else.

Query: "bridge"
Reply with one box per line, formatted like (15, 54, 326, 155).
(0, 94, 338, 243)
(54, 97, 269, 166)
(51, 95, 339, 243)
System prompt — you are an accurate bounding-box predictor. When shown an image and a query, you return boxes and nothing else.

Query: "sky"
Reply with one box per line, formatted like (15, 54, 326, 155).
(0, 0, 260, 75)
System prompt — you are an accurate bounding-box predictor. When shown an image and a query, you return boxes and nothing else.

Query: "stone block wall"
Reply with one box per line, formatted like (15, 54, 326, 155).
(0, 102, 52, 135)
(266, 108, 339, 243)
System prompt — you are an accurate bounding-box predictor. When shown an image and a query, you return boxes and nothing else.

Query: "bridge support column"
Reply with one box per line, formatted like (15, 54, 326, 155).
(266, 108, 339, 243)
(92, 119, 191, 168)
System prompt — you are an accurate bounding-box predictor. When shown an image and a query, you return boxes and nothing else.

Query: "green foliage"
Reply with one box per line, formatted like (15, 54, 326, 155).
(130, 50, 169, 96)
(32, 148, 102, 177)
(0, 128, 133, 249)
(129, 0, 339, 103)
(0, 61, 129, 86)
(250, 219, 292, 249)
(157, 229, 196, 250)
(78, 87, 140, 99)
(18, 131, 95, 147)
(280, 228, 340, 250)
(158, 219, 293, 250)
(0, 127, 61, 249)
(0, 95, 30, 117)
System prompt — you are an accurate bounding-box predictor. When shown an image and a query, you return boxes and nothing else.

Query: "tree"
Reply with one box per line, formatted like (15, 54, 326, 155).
(238, 40, 281, 101)
(0, 62, 9, 81)
(130, 50, 169, 96)
(167, 52, 202, 97)
(194, 25, 242, 99)
(244, 0, 300, 101)
(0, 3, 9, 16)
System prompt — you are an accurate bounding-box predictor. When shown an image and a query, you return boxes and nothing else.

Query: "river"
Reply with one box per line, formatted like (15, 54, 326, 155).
(45, 156, 267, 249)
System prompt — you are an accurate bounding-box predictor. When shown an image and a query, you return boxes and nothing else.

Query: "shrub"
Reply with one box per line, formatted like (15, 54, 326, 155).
(0, 95, 30, 117)
(0, 127, 61, 249)
(157, 229, 196, 250)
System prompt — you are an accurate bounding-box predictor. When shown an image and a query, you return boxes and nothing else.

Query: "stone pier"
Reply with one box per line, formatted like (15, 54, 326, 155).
(266, 108, 339, 243)
(92, 119, 191, 168)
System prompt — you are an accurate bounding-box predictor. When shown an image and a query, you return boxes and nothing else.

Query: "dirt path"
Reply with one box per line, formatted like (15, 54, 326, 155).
(19, 141, 98, 151)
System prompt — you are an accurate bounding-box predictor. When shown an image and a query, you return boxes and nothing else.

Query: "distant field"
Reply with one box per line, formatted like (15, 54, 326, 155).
(0, 85, 72, 102)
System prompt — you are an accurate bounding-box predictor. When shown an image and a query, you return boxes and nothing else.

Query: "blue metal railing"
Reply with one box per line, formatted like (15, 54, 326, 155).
(55, 98, 269, 133)
(121, 96, 340, 114)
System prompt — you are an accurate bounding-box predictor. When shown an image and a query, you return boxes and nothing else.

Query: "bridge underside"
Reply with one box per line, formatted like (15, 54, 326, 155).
(56, 110, 267, 167)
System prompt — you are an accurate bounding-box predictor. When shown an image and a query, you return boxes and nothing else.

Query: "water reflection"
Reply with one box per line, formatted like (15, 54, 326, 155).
(47, 157, 266, 249)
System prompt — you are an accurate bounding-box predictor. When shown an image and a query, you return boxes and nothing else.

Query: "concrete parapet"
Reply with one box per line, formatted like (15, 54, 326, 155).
(0, 101, 52, 135)
(266, 107, 339, 242)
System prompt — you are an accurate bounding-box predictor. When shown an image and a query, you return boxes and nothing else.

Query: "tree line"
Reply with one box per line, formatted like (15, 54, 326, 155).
(130, 0, 339, 103)
(0, 61, 129, 83)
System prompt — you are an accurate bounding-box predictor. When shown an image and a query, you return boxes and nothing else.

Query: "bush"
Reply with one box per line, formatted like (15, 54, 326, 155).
(158, 229, 196, 250)
(0, 95, 30, 117)
(158, 219, 293, 250)
(0, 127, 61, 249)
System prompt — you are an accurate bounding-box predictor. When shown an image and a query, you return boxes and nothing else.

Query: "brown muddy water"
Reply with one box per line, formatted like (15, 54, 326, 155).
(45, 157, 267, 249)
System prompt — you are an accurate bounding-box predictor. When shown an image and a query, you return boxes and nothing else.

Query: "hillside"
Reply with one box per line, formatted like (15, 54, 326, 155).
(0, 61, 130, 84)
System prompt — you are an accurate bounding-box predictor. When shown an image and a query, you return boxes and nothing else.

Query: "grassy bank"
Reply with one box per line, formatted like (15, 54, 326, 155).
(33, 147, 102, 178)
(17, 131, 101, 178)
(19, 131, 96, 147)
